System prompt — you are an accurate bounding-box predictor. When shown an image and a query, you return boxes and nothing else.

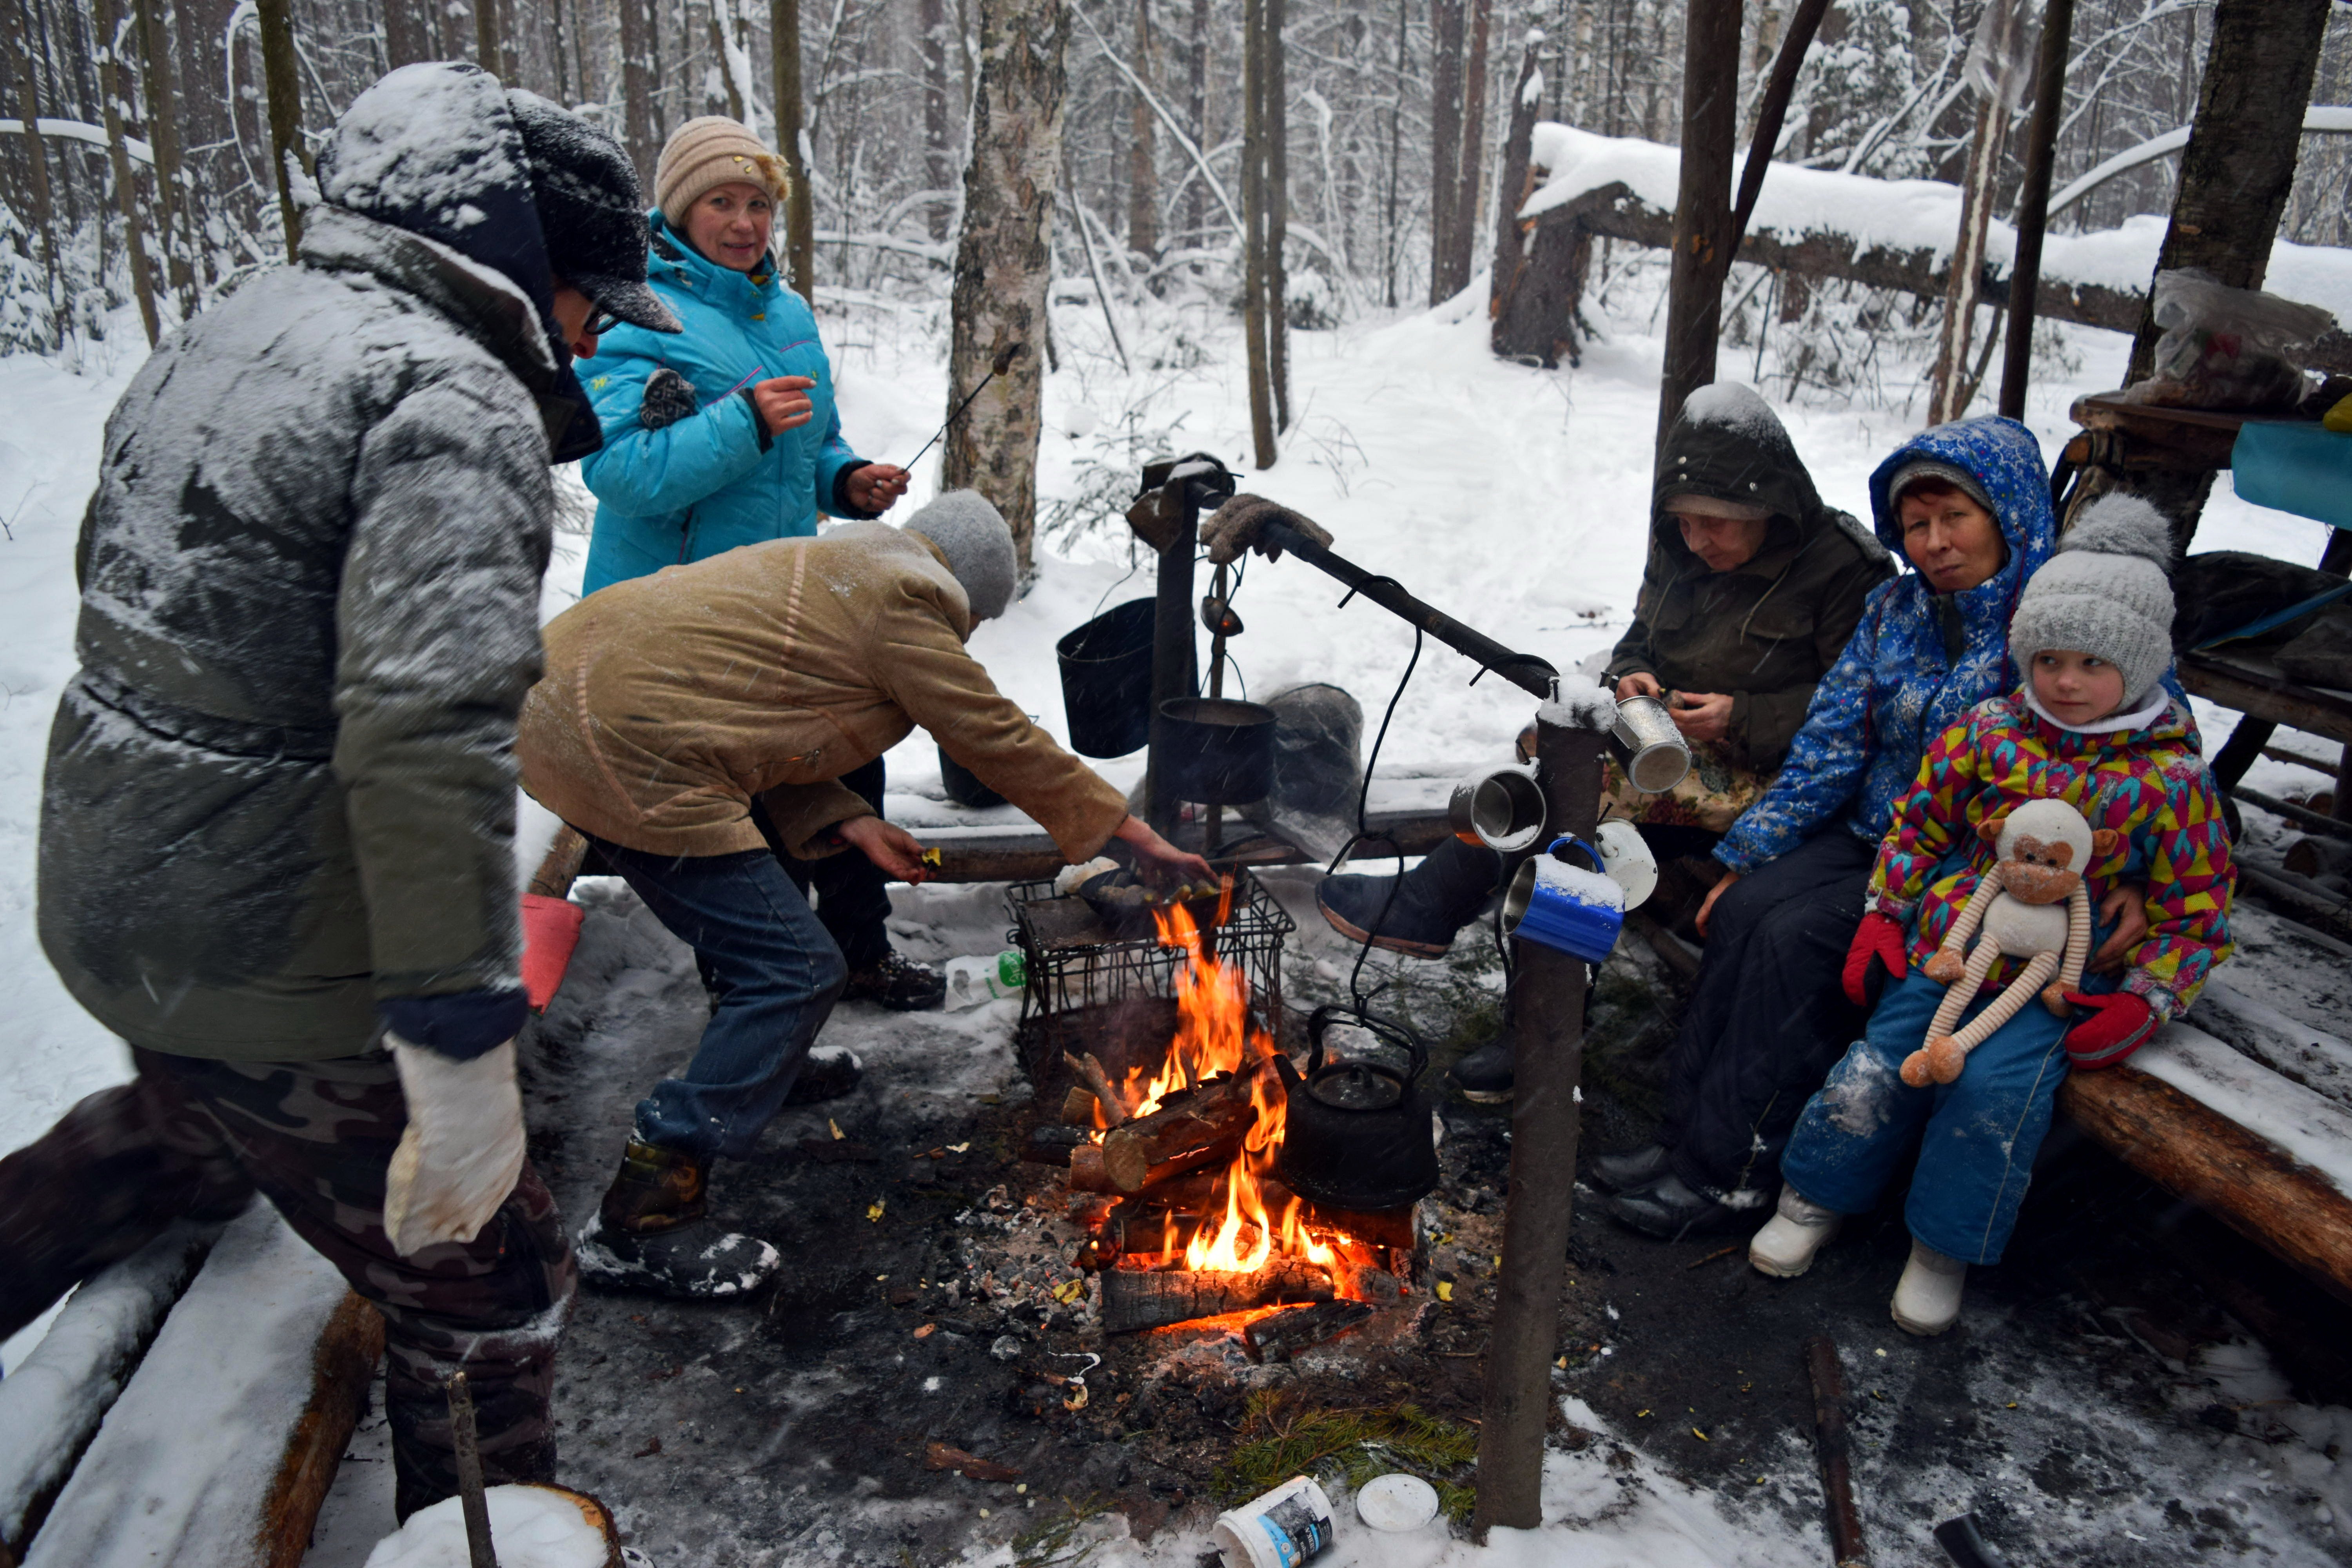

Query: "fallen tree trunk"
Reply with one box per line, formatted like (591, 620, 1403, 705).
(1100, 1067, 1263, 1194)
(2059, 1062, 2352, 1306)
(1100, 1259, 1332, 1333)
(1243, 1299, 1375, 1363)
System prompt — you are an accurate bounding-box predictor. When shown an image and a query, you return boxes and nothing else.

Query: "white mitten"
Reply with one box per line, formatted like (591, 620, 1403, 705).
(381, 1034, 527, 1257)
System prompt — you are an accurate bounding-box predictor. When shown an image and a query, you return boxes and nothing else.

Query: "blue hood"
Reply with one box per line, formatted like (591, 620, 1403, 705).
(1866, 415, 2056, 614)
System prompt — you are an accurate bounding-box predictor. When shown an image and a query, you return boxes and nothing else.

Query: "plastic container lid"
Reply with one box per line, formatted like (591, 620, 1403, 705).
(1355, 1473, 1441, 1532)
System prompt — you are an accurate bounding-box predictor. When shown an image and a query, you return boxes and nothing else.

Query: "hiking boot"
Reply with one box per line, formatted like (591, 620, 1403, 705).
(1596, 1173, 1754, 1240)
(1447, 1037, 1514, 1103)
(1316, 835, 1502, 959)
(1588, 1143, 1671, 1194)
(1748, 1186, 1841, 1278)
(783, 1044, 863, 1105)
(842, 951, 946, 1011)
(575, 1140, 780, 1300)
(1890, 1238, 1967, 1336)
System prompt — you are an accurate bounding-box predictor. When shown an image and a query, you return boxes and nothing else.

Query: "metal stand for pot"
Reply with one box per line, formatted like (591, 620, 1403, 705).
(1125, 456, 1238, 838)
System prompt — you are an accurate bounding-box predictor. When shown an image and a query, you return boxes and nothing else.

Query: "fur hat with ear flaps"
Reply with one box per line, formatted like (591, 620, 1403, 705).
(904, 491, 1018, 622)
(2007, 494, 2177, 704)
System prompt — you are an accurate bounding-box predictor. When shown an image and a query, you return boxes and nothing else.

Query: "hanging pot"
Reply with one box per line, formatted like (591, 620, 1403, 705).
(1156, 697, 1276, 806)
(1058, 599, 1190, 759)
(938, 745, 1007, 809)
(1273, 1006, 1439, 1213)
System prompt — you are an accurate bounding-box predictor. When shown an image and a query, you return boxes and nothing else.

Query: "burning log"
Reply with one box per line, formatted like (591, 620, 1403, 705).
(1100, 1258, 1332, 1333)
(1060, 1086, 1100, 1126)
(1068, 1145, 1111, 1192)
(1063, 1052, 1132, 1127)
(1243, 1299, 1376, 1363)
(1024, 1124, 1087, 1163)
(1100, 1065, 1265, 1194)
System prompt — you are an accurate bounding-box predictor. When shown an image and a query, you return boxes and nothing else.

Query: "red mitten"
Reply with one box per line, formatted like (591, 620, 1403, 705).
(1842, 912, 1909, 1007)
(2060, 991, 2158, 1068)
(520, 893, 586, 1011)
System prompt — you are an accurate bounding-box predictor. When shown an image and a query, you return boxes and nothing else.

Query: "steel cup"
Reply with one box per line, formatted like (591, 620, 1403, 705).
(1447, 763, 1547, 853)
(1610, 693, 1692, 794)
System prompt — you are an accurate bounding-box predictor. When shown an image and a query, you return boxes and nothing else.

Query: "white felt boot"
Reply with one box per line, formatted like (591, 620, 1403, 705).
(1891, 1239, 1968, 1335)
(1748, 1187, 1842, 1278)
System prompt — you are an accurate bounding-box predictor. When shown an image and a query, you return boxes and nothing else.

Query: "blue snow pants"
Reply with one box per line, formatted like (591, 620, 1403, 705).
(1778, 969, 2073, 1265)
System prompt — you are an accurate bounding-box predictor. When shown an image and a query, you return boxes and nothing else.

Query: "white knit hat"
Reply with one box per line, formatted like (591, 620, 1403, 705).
(2009, 494, 2176, 701)
(904, 491, 1018, 621)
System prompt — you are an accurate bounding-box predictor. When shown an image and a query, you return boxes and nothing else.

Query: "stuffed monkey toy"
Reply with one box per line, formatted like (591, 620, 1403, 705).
(1904, 797, 2123, 1087)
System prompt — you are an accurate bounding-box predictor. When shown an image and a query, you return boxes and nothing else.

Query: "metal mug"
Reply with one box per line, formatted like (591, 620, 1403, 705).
(1502, 836, 1627, 964)
(1447, 762, 1546, 854)
(1593, 819, 1659, 911)
(1609, 693, 1692, 794)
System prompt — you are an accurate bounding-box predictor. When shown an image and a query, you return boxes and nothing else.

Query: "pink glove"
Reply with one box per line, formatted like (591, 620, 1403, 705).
(1842, 912, 1909, 1007)
(520, 894, 585, 1011)
(2061, 991, 2158, 1068)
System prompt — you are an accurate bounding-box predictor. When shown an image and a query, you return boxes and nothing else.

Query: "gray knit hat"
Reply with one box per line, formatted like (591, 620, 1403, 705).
(904, 490, 1018, 621)
(1885, 458, 1998, 519)
(2008, 494, 2176, 702)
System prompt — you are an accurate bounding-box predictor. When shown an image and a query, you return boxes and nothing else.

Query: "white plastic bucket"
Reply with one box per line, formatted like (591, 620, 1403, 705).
(1212, 1475, 1336, 1568)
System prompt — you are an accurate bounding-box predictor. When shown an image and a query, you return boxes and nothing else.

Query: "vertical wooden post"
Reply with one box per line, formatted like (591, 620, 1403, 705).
(1996, 0, 2074, 420)
(1655, 0, 1742, 446)
(96, 0, 160, 346)
(5, 0, 58, 345)
(1427, 0, 1462, 304)
(1239, 0, 1275, 468)
(769, 0, 817, 301)
(618, 0, 659, 187)
(135, 0, 189, 307)
(1472, 708, 1604, 1537)
(1264, 0, 1287, 430)
(1126, 0, 1156, 260)
(255, 0, 304, 257)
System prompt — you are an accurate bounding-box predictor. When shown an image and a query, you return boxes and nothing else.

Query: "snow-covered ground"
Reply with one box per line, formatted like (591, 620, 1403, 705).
(3, 266, 2348, 1562)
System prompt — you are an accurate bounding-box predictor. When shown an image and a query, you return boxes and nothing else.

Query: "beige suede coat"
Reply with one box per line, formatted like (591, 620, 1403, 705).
(518, 523, 1130, 860)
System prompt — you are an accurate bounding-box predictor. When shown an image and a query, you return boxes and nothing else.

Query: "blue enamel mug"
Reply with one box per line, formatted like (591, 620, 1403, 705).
(1502, 836, 1626, 963)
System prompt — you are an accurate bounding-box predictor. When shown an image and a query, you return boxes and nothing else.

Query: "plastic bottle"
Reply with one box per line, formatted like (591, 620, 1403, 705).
(944, 950, 1027, 1009)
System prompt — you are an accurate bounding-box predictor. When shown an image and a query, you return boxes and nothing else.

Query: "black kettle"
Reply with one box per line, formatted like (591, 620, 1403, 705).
(1273, 1005, 1440, 1212)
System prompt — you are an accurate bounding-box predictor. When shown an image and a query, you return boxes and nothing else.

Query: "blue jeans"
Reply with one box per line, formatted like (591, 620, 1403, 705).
(1778, 969, 2072, 1265)
(586, 836, 848, 1161)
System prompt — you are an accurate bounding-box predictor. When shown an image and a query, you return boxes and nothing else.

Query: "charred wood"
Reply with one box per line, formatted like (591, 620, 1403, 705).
(1244, 1299, 1376, 1363)
(1100, 1067, 1262, 1193)
(1100, 1259, 1332, 1333)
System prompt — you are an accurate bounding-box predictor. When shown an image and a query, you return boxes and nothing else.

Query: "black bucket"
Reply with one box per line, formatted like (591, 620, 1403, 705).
(1057, 599, 1163, 759)
(1157, 697, 1276, 805)
(938, 745, 1007, 809)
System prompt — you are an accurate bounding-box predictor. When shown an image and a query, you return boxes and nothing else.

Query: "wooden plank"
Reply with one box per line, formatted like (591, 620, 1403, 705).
(2058, 1064, 2352, 1307)
(920, 810, 1455, 884)
(257, 1291, 383, 1568)
(2178, 653, 2352, 745)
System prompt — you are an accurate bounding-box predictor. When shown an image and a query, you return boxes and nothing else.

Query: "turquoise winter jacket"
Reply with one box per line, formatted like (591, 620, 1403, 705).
(577, 213, 870, 593)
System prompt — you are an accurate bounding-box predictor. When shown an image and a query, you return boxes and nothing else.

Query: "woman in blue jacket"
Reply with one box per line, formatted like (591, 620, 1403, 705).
(577, 117, 936, 1011)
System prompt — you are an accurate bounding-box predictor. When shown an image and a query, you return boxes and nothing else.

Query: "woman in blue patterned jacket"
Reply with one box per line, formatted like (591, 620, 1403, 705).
(1595, 416, 2156, 1238)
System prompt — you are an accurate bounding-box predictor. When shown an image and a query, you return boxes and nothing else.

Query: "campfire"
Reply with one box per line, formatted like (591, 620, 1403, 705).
(1048, 893, 1420, 1352)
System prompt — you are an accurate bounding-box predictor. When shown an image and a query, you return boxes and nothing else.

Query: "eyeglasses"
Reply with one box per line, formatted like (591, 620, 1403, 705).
(583, 307, 622, 339)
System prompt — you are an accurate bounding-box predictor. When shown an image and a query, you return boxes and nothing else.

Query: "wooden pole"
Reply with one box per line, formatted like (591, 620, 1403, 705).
(1725, 0, 1832, 254)
(1804, 1336, 1869, 1566)
(1654, 0, 1742, 447)
(95, 0, 159, 347)
(445, 1371, 500, 1568)
(1240, 0, 1276, 468)
(255, 0, 304, 257)
(1426, 0, 1463, 305)
(474, 0, 504, 82)
(1126, 0, 1156, 260)
(769, 0, 817, 301)
(1472, 715, 1603, 1537)
(1995, 0, 2075, 419)
(1264, 0, 1288, 432)
(618, 0, 659, 185)
(1447, 0, 1490, 300)
(1926, 95, 2009, 425)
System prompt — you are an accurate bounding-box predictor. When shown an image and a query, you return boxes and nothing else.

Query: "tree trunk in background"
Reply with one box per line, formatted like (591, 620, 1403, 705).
(1427, 0, 1462, 304)
(1654, 0, 1741, 446)
(619, 0, 659, 187)
(1239, 0, 1275, 466)
(384, 0, 432, 67)
(136, 0, 189, 305)
(770, 0, 817, 300)
(7, 0, 58, 345)
(1384, 0, 1405, 306)
(1185, 0, 1206, 247)
(1490, 29, 1567, 365)
(255, 0, 304, 257)
(1127, 0, 1157, 260)
(96, 0, 160, 345)
(475, 0, 503, 80)
(921, 0, 951, 242)
(943, 0, 1068, 570)
(1926, 96, 2008, 425)
(1264, 0, 1287, 429)
(1445, 0, 1489, 299)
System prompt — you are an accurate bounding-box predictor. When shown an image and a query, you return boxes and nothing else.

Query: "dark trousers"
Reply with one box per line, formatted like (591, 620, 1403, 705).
(585, 835, 849, 1161)
(758, 756, 893, 970)
(1656, 829, 1877, 1197)
(0, 1048, 573, 1521)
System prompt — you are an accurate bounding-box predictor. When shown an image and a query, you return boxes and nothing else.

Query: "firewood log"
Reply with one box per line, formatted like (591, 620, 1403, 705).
(1061, 1086, 1101, 1127)
(1243, 1299, 1376, 1363)
(1063, 1052, 1131, 1127)
(1067, 1144, 1111, 1192)
(1100, 1065, 1265, 1194)
(1099, 1258, 1332, 1333)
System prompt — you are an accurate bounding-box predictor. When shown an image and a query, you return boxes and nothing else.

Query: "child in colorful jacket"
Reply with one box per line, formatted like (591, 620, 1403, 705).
(1744, 494, 2235, 1335)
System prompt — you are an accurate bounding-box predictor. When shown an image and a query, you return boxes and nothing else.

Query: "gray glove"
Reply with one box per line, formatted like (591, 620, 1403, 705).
(639, 367, 699, 432)
(1200, 494, 1334, 567)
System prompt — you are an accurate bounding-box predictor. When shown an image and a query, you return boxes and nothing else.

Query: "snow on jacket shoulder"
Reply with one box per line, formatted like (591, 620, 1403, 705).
(38, 64, 569, 1063)
(1713, 416, 2058, 875)
(575, 216, 868, 593)
(517, 523, 1130, 864)
(1867, 692, 2234, 1026)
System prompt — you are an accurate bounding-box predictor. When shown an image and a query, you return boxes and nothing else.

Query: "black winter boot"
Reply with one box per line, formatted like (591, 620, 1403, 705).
(1588, 1144, 1672, 1193)
(842, 951, 947, 1010)
(1316, 837, 1503, 958)
(782, 1044, 864, 1105)
(1447, 1038, 1514, 1103)
(575, 1140, 780, 1299)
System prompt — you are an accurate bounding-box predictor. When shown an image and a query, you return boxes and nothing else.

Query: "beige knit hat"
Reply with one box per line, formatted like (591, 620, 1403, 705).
(653, 117, 790, 232)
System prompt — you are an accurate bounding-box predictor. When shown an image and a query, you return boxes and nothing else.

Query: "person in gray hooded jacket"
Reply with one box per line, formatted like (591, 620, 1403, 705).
(0, 63, 679, 1521)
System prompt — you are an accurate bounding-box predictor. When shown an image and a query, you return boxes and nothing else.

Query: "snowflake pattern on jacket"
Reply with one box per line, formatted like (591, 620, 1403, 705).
(1866, 691, 2235, 1036)
(1713, 417, 2058, 875)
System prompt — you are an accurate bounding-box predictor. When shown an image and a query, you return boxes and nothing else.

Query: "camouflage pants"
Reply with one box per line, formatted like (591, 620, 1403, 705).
(1598, 740, 1767, 835)
(0, 1048, 575, 1520)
